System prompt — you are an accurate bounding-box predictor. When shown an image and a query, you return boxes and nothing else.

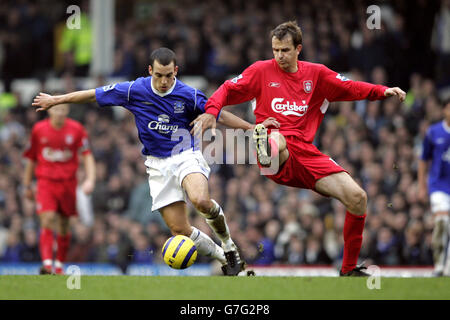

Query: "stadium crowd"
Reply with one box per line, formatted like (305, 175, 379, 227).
(1, 0, 450, 271)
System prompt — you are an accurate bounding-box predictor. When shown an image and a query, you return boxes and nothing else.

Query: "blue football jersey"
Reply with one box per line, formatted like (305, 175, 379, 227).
(95, 77, 207, 157)
(421, 120, 450, 194)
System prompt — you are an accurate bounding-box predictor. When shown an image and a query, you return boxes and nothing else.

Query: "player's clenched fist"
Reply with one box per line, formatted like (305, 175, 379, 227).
(384, 87, 406, 102)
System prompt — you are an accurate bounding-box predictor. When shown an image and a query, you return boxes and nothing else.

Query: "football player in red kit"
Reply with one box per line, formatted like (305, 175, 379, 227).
(23, 103, 96, 274)
(193, 21, 406, 276)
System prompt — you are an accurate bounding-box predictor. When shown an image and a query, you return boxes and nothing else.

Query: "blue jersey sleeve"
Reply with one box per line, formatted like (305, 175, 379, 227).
(421, 129, 433, 161)
(193, 89, 221, 119)
(95, 81, 134, 107)
(194, 89, 207, 113)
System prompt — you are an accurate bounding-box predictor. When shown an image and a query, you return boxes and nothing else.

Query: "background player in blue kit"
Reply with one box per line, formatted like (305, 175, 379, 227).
(32, 48, 273, 275)
(418, 99, 450, 277)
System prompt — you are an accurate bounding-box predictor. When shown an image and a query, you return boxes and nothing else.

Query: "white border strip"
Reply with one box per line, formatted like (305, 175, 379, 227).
(244, 266, 435, 277)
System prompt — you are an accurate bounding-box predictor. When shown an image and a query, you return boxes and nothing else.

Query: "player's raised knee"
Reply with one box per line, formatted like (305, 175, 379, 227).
(190, 195, 213, 214)
(269, 131, 286, 152)
(348, 189, 367, 216)
(170, 225, 192, 237)
(39, 212, 56, 229)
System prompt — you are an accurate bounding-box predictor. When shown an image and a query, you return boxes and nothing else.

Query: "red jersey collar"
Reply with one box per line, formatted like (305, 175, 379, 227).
(272, 59, 303, 78)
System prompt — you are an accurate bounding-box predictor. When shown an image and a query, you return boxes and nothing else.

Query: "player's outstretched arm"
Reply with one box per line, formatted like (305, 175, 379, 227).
(321, 65, 406, 102)
(32, 89, 97, 112)
(190, 112, 281, 136)
(217, 110, 254, 130)
(218, 111, 280, 130)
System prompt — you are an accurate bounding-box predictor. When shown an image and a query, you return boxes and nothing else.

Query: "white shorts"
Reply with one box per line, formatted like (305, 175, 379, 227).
(145, 149, 210, 211)
(430, 191, 450, 213)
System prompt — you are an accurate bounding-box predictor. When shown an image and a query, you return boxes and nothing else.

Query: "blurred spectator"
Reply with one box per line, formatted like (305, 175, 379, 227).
(19, 228, 40, 262)
(286, 235, 305, 265)
(431, 0, 450, 86)
(67, 222, 92, 263)
(304, 236, 332, 265)
(400, 220, 433, 265)
(130, 233, 154, 264)
(1, 232, 22, 262)
(58, 2, 92, 76)
(103, 229, 132, 272)
(87, 227, 108, 262)
(370, 227, 400, 265)
(253, 219, 279, 265)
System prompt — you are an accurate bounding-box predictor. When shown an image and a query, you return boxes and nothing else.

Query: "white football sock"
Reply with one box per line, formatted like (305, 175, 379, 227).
(190, 226, 226, 265)
(43, 259, 52, 267)
(432, 215, 449, 273)
(203, 199, 235, 252)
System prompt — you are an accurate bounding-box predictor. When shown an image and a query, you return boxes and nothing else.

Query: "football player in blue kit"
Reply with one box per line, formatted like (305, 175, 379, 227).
(32, 48, 277, 275)
(418, 99, 450, 276)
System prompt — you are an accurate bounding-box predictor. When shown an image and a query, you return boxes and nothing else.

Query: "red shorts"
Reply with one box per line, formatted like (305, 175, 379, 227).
(261, 135, 347, 191)
(36, 178, 78, 217)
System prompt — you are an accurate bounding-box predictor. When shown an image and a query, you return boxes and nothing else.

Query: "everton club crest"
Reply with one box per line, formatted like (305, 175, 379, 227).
(303, 80, 313, 93)
(173, 100, 185, 113)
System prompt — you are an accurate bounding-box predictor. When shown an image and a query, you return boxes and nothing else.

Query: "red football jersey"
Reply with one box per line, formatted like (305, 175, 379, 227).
(205, 59, 389, 143)
(23, 118, 91, 180)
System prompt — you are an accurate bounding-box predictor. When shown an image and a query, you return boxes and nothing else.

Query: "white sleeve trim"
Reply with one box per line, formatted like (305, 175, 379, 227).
(320, 98, 330, 114)
(127, 81, 135, 102)
(194, 89, 198, 110)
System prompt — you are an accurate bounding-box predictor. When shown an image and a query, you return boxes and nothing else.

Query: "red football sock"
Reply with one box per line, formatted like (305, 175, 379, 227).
(56, 233, 71, 264)
(39, 228, 54, 263)
(341, 211, 366, 274)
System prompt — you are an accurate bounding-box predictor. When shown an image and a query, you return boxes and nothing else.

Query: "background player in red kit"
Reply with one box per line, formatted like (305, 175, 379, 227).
(193, 21, 406, 276)
(23, 103, 96, 274)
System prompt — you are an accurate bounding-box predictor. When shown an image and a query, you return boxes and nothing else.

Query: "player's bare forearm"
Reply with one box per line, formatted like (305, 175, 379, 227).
(417, 159, 429, 202)
(218, 110, 253, 130)
(33, 89, 96, 112)
(417, 160, 429, 188)
(81, 153, 96, 194)
(22, 159, 35, 187)
(57, 89, 96, 104)
(83, 153, 96, 183)
(22, 159, 35, 199)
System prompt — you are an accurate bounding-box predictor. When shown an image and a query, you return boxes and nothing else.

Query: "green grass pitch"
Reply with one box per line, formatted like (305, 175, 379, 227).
(1, 276, 449, 300)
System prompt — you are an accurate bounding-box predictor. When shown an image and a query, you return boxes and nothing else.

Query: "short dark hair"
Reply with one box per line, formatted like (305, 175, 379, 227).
(149, 47, 177, 68)
(271, 21, 303, 47)
(443, 97, 450, 108)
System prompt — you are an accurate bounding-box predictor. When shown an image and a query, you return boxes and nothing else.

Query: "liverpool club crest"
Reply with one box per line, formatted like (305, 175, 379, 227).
(303, 80, 313, 93)
(65, 134, 74, 145)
